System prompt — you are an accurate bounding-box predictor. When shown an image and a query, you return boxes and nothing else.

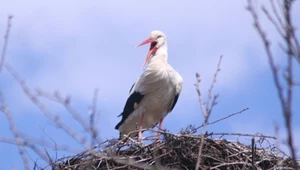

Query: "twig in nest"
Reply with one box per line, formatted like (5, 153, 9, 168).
(210, 162, 252, 170)
(251, 137, 255, 170)
(208, 132, 277, 140)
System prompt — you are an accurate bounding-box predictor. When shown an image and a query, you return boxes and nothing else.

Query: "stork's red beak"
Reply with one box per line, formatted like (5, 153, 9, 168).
(137, 38, 158, 68)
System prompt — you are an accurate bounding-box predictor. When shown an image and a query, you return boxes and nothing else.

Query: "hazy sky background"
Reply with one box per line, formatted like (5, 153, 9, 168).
(0, 0, 299, 169)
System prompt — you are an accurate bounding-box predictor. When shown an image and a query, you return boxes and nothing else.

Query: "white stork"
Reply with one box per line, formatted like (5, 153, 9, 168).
(115, 30, 183, 142)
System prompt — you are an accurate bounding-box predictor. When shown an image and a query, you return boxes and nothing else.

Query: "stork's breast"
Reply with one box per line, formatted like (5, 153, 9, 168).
(145, 83, 175, 110)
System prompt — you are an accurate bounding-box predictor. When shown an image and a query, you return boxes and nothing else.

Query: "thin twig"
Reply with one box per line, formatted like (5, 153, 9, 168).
(194, 73, 206, 170)
(90, 88, 99, 147)
(39, 126, 58, 161)
(0, 15, 13, 74)
(273, 121, 284, 168)
(192, 107, 249, 133)
(205, 55, 223, 115)
(270, 0, 285, 31)
(261, 6, 285, 38)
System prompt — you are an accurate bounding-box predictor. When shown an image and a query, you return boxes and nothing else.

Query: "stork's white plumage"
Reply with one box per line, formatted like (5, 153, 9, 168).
(115, 30, 183, 142)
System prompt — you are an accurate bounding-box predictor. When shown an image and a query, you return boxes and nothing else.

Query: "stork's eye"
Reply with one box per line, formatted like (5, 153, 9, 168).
(156, 35, 162, 39)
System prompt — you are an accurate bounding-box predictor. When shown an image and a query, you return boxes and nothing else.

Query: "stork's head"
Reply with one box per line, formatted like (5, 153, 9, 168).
(137, 30, 167, 68)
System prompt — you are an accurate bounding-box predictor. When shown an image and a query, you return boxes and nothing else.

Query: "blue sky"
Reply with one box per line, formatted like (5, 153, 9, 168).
(0, 0, 300, 169)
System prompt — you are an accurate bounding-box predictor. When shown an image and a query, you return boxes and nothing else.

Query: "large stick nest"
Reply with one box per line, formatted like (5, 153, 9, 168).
(49, 129, 297, 170)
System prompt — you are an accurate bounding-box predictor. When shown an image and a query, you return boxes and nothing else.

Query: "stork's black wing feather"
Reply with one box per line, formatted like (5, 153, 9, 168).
(169, 93, 180, 113)
(116, 82, 136, 118)
(115, 90, 144, 130)
(129, 83, 135, 93)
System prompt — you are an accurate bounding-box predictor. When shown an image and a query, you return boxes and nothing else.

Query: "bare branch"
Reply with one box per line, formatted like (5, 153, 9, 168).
(1, 134, 78, 153)
(4, 63, 89, 149)
(247, 0, 298, 167)
(282, 0, 297, 165)
(195, 55, 223, 170)
(246, 0, 285, 107)
(194, 73, 206, 119)
(36, 89, 102, 145)
(36, 90, 90, 135)
(0, 92, 30, 170)
(266, 0, 300, 63)
(0, 137, 51, 164)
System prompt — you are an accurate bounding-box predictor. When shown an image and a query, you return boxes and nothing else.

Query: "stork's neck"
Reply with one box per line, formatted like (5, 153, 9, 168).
(148, 44, 168, 67)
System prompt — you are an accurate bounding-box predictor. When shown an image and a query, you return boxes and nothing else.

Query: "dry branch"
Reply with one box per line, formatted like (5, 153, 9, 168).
(246, 0, 299, 168)
(0, 92, 31, 170)
(35, 89, 102, 146)
(4, 63, 90, 149)
(89, 89, 99, 147)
